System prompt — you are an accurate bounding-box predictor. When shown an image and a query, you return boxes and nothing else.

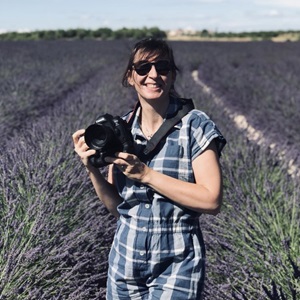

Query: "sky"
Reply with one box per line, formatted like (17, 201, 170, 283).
(1, 0, 300, 34)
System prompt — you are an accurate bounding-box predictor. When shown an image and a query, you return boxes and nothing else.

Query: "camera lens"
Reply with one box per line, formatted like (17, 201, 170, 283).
(85, 124, 113, 150)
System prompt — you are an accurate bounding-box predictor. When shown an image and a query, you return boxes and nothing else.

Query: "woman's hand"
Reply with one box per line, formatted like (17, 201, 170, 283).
(105, 152, 150, 182)
(72, 129, 96, 168)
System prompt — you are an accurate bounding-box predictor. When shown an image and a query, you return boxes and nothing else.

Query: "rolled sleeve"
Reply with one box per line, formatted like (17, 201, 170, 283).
(190, 111, 226, 160)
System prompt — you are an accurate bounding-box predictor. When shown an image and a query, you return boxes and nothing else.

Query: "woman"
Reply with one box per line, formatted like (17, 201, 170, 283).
(72, 38, 226, 299)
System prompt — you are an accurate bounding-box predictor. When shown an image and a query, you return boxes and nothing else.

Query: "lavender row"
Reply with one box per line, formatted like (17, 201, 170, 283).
(0, 42, 135, 299)
(171, 54, 299, 299)
(195, 41, 300, 167)
(0, 40, 129, 140)
(0, 40, 299, 299)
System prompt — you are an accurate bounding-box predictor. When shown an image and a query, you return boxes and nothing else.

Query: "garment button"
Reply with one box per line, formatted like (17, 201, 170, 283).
(145, 204, 150, 209)
(142, 227, 147, 232)
(140, 251, 145, 256)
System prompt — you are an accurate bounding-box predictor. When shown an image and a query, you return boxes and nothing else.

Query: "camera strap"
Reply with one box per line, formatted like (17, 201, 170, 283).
(127, 98, 195, 157)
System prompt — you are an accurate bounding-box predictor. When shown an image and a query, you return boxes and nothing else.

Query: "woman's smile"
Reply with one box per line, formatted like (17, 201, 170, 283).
(144, 82, 162, 89)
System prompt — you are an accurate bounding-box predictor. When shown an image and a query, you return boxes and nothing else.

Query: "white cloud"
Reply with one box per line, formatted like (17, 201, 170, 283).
(17, 28, 33, 33)
(0, 28, 33, 34)
(196, 0, 226, 2)
(255, 0, 300, 8)
(79, 14, 92, 21)
(267, 10, 280, 16)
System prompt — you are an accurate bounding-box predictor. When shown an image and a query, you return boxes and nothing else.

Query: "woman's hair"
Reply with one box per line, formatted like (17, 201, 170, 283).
(122, 38, 180, 98)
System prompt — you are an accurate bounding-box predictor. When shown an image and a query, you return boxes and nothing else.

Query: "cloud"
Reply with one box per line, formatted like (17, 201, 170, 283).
(267, 10, 280, 17)
(79, 14, 92, 20)
(0, 28, 32, 33)
(194, 0, 226, 2)
(255, 0, 300, 8)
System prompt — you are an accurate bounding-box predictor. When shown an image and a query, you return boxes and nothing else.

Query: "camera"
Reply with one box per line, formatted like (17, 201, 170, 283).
(84, 113, 134, 168)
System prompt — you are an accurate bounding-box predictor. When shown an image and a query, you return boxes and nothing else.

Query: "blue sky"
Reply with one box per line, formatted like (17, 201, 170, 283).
(1, 0, 300, 34)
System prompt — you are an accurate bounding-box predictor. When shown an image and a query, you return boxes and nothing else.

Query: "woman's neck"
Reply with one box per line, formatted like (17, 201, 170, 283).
(139, 97, 170, 139)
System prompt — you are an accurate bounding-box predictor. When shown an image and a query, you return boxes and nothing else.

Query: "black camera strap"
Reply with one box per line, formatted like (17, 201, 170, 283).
(127, 98, 195, 157)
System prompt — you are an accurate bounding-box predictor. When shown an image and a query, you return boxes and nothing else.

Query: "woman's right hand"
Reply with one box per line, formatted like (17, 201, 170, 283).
(72, 129, 96, 168)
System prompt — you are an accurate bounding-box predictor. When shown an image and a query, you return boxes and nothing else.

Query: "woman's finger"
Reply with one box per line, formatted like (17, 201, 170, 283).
(115, 152, 137, 161)
(72, 129, 85, 143)
(105, 156, 125, 165)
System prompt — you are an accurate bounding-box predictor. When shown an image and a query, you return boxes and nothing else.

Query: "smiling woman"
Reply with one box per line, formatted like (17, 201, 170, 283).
(72, 37, 226, 299)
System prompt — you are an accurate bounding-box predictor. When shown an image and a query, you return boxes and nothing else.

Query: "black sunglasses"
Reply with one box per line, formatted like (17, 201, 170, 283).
(132, 60, 171, 76)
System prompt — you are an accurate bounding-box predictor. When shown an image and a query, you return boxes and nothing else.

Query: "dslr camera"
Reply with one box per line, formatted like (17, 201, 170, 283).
(84, 113, 134, 168)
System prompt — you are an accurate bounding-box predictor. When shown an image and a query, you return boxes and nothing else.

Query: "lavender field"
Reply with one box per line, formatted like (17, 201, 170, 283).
(0, 40, 299, 300)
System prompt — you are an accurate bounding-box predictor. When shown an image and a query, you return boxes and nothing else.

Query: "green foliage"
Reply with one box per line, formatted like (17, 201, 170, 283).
(1, 27, 299, 41)
(0, 27, 167, 41)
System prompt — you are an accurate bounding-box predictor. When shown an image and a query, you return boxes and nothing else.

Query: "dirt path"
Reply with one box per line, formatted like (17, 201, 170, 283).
(192, 70, 298, 178)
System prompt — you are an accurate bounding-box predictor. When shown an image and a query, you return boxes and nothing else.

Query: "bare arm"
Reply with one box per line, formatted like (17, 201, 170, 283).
(142, 141, 222, 214)
(72, 129, 122, 218)
(106, 140, 223, 215)
(86, 166, 122, 218)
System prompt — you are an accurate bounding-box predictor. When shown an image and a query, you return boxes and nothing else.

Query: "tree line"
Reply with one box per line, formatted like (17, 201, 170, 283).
(0, 27, 166, 41)
(0, 27, 299, 41)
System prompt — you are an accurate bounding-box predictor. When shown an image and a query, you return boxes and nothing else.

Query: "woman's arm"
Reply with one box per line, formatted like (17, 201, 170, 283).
(106, 140, 223, 215)
(86, 165, 122, 218)
(144, 140, 222, 215)
(72, 129, 122, 218)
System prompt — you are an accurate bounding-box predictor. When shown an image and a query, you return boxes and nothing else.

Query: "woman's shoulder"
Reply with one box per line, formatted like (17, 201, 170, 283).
(183, 108, 211, 124)
(183, 108, 227, 156)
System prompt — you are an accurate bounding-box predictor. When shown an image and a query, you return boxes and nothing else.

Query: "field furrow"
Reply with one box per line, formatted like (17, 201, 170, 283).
(0, 40, 299, 300)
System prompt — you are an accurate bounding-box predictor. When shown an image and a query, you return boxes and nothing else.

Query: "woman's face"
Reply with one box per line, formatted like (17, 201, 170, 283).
(127, 51, 175, 103)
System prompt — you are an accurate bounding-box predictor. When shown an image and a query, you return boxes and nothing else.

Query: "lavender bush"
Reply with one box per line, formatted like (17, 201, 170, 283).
(0, 40, 130, 139)
(0, 40, 299, 299)
(0, 41, 133, 299)
(195, 41, 300, 168)
(171, 50, 300, 298)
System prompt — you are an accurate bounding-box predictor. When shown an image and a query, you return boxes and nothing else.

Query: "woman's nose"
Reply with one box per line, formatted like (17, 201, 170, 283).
(148, 64, 158, 77)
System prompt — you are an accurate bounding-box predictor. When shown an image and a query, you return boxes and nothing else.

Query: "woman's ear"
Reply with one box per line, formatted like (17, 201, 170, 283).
(127, 70, 134, 86)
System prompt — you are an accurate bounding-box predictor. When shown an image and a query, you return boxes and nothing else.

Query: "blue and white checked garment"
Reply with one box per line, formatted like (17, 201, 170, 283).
(107, 98, 226, 300)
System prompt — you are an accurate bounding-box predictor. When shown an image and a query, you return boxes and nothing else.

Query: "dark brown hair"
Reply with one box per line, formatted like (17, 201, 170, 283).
(122, 38, 180, 98)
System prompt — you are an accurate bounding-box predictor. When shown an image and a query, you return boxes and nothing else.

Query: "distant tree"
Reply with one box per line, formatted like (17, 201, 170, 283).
(148, 27, 167, 39)
(64, 29, 77, 39)
(56, 29, 66, 39)
(43, 30, 57, 40)
(92, 27, 113, 39)
(201, 29, 210, 37)
(76, 28, 91, 39)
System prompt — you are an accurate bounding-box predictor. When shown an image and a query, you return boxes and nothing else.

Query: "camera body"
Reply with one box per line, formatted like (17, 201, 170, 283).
(84, 113, 134, 168)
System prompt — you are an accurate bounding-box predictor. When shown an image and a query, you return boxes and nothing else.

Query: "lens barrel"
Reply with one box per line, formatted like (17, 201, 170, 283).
(85, 124, 114, 150)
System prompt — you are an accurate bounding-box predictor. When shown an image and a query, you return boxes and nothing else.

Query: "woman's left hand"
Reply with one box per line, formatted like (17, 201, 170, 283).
(105, 152, 149, 182)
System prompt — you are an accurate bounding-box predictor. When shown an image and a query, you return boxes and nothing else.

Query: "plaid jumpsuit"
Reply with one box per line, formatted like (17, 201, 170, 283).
(107, 98, 226, 300)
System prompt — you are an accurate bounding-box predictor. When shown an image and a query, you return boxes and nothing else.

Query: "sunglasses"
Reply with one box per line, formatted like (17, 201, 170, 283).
(132, 60, 171, 76)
